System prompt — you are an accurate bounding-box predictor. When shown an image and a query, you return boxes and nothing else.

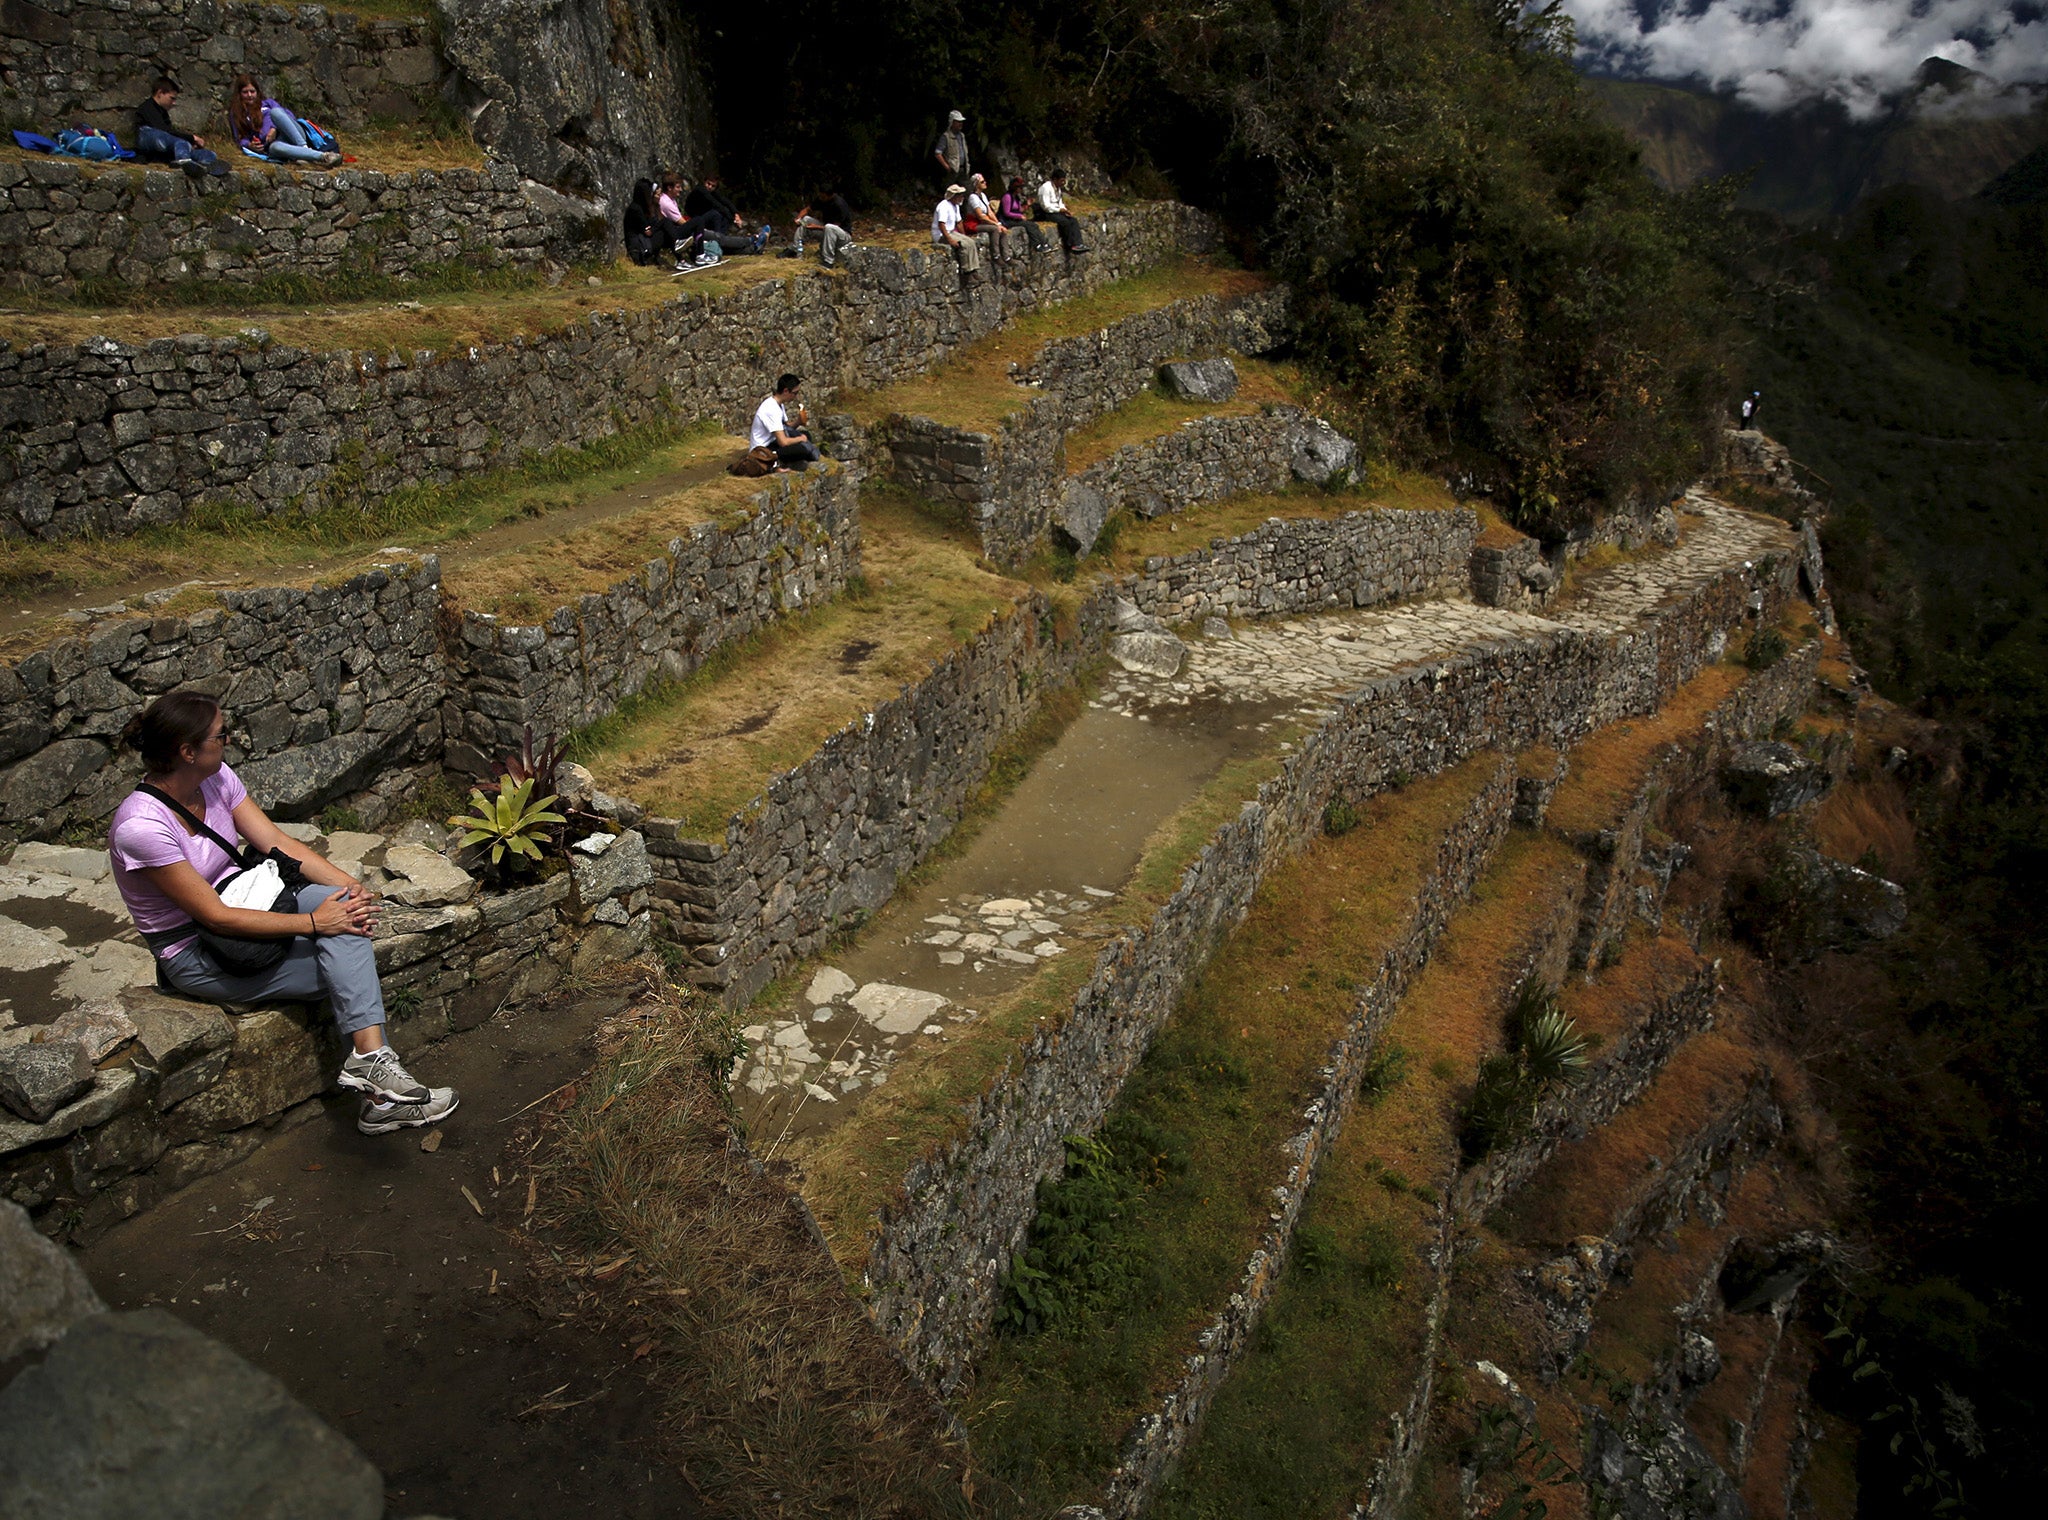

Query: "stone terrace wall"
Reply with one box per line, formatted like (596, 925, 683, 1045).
(1125, 505, 1479, 624)
(444, 464, 859, 772)
(877, 283, 1290, 567)
(0, 554, 441, 844)
(1064, 407, 1308, 545)
(0, 201, 1216, 541)
(0, 155, 596, 289)
(0, 822, 653, 1242)
(0, 0, 444, 135)
(860, 543, 1805, 1388)
(642, 591, 1113, 1005)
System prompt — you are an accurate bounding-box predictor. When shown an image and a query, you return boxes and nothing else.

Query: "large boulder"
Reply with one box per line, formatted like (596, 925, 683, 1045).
(1106, 598, 1188, 678)
(1057, 482, 1111, 557)
(0, 1199, 103, 1362)
(0, 1308, 384, 1520)
(1287, 419, 1359, 486)
(1721, 740, 1829, 817)
(1158, 358, 1240, 403)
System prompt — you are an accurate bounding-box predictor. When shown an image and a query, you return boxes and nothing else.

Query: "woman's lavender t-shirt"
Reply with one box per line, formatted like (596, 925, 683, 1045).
(107, 765, 249, 957)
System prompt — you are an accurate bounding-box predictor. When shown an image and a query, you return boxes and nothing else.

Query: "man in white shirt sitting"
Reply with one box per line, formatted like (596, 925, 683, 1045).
(752, 374, 821, 471)
(932, 183, 982, 275)
(1034, 168, 1089, 254)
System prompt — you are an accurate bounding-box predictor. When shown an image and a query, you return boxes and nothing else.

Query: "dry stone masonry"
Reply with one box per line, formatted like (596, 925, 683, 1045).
(0, 0, 444, 136)
(0, 155, 599, 289)
(1059, 406, 1359, 556)
(1, 554, 443, 843)
(875, 283, 1292, 565)
(444, 463, 859, 772)
(0, 200, 1216, 540)
(641, 591, 1110, 1006)
(858, 500, 1808, 1389)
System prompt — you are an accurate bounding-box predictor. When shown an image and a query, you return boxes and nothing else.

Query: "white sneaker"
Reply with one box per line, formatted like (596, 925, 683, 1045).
(357, 1087, 459, 1134)
(338, 1046, 430, 1104)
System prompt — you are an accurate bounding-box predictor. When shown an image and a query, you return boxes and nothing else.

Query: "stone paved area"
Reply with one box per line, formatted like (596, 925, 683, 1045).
(733, 496, 1799, 1146)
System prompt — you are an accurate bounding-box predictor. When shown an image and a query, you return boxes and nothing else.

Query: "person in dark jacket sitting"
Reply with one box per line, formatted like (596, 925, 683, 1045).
(134, 76, 225, 179)
(623, 179, 672, 264)
(685, 176, 769, 253)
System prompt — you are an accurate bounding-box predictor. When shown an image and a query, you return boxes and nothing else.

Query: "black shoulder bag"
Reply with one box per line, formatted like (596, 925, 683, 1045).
(138, 783, 308, 974)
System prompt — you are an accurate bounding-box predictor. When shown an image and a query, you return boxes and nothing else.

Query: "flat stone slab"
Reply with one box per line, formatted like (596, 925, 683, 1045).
(45, 1000, 137, 1063)
(381, 844, 477, 908)
(7, 842, 110, 881)
(0, 1307, 384, 1520)
(0, 913, 74, 972)
(850, 983, 949, 1035)
(806, 967, 857, 1005)
(0, 1040, 94, 1124)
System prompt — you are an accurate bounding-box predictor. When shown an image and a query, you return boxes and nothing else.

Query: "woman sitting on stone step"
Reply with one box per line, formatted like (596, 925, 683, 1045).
(227, 74, 340, 168)
(105, 691, 457, 1136)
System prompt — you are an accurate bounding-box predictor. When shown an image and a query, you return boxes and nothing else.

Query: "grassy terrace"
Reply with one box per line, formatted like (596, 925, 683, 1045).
(1088, 469, 1463, 579)
(1147, 829, 1584, 1520)
(837, 261, 1269, 435)
(438, 426, 768, 620)
(1058, 357, 1307, 472)
(956, 754, 1505, 1511)
(0, 419, 758, 654)
(572, 490, 1030, 836)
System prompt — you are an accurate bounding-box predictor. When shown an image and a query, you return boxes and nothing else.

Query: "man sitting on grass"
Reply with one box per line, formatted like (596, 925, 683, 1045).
(752, 374, 822, 471)
(134, 76, 226, 178)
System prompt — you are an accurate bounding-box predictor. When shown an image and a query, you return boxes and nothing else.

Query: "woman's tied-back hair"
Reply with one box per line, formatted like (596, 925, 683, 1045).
(120, 690, 222, 773)
(227, 73, 267, 145)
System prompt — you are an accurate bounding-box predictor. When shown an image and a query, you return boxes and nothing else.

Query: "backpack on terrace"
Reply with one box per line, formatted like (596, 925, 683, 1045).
(728, 446, 777, 478)
(298, 117, 339, 154)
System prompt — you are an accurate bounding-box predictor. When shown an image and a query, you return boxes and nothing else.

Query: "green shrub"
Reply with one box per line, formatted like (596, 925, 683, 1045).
(1743, 627, 1790, 670)
(1324, 796, 1360, 836)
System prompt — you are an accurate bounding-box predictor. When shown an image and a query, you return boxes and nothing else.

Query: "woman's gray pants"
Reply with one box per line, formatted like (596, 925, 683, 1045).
(159, 884, 387, 1038)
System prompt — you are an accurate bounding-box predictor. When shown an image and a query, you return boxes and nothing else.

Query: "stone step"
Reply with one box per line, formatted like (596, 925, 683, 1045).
(846, 263, 1292, 565)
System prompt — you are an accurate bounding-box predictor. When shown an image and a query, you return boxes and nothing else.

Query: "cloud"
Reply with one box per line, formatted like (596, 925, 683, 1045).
(1561, 0, 2048, 117)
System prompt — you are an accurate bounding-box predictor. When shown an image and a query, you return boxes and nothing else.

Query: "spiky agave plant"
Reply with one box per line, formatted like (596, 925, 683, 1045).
(449, 777, 567, 873)
(1519, 1006, 1590, 1087)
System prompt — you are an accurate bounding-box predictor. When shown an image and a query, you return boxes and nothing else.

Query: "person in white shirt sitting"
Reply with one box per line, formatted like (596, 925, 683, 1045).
(1034, 167, 1089, 254)
(752, 373, 822, 471)
(932, 183, 982, 274)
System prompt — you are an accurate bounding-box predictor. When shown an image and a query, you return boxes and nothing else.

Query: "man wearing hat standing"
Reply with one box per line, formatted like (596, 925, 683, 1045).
(933, 182, 981, 275)
(932, 110, 971, 191)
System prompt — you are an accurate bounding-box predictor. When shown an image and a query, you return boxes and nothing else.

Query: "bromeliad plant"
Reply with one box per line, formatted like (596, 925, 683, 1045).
(449, 777, 567, 879)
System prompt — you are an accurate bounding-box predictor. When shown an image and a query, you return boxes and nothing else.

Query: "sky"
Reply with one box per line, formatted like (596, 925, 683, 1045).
(1560, 0, 2048, 116)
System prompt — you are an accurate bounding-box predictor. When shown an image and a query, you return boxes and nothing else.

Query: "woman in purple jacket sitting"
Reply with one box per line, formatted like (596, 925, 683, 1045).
(228, 73, 340, 168)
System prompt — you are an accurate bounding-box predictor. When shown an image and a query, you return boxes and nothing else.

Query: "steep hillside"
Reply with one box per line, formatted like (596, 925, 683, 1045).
(1588, 67, 2048, 220)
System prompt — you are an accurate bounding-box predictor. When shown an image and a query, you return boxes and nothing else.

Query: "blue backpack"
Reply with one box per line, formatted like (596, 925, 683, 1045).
(298, 117, 338, 154)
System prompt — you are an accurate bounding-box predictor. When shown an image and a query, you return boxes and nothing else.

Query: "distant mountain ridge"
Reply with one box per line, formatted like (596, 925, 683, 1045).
(1587, 57, 2048, 220)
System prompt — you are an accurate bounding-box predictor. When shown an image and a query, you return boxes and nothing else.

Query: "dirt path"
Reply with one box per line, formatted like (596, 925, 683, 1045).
(76, 991, 703, 1520)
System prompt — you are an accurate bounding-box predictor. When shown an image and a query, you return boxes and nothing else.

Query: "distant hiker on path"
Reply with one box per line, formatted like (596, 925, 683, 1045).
(1740, 392, 1761, 430)
(933, 110, 970, 189)
(107, 691, 458, 1136)
(752, 373, 822, 470)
